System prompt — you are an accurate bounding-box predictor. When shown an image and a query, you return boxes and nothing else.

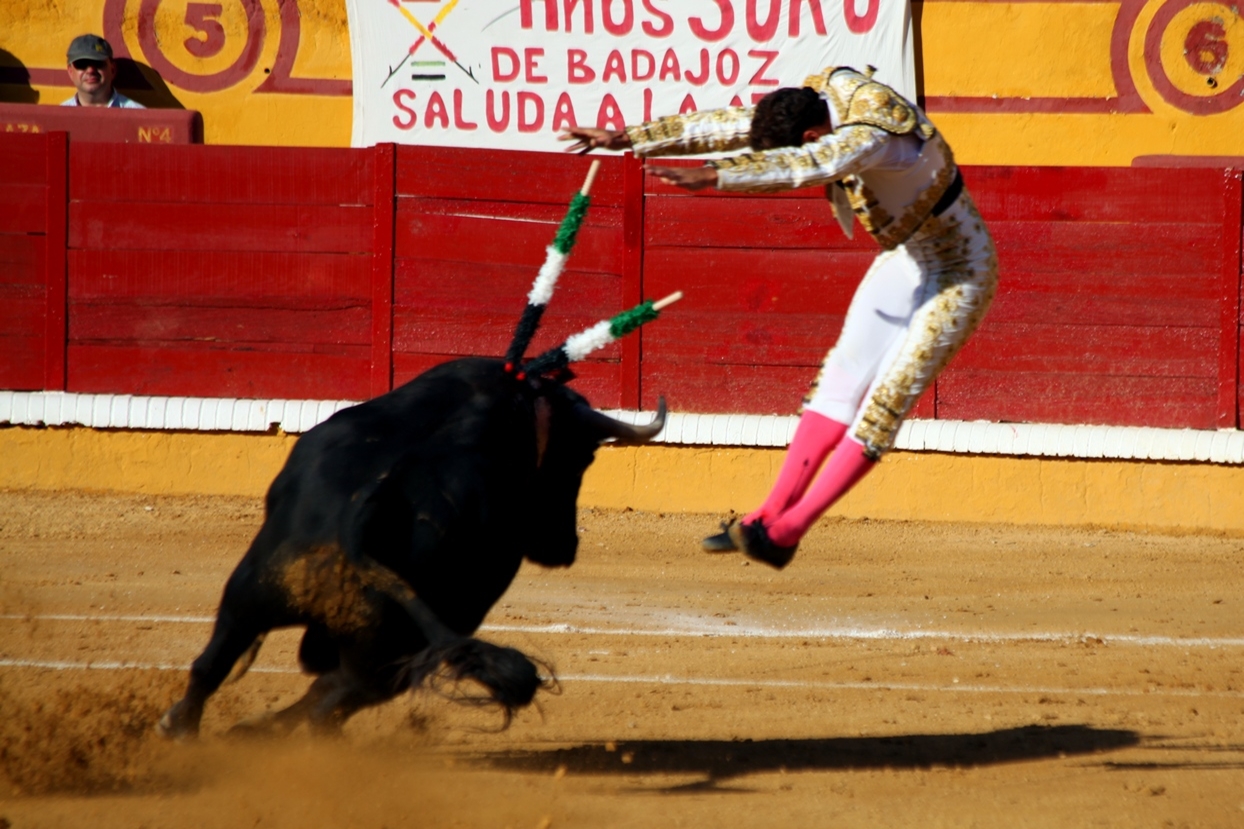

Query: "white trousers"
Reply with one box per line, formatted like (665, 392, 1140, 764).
(804, 192, 998, 458)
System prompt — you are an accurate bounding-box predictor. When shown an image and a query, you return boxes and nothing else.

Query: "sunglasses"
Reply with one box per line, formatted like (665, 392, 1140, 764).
(71, 59, 107, 70)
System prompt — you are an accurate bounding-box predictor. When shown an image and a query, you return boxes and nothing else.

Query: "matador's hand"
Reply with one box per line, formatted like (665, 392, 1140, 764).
(648, 165, 718, 192)
(558, 127, 633, 154)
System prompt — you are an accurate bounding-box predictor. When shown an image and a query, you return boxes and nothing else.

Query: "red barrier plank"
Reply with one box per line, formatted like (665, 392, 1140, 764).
(68, 251, 370, 299)
(70, 144, 372, 205)
(982, 273, 1217, 328)
(646, 194, 875, 250)
(937, 370, 1218, 429)
(395, 259, 622, 309)
(0, 235, 42, 276)
(1218, 170, 1242, 427)
(643, 248, 871, 314)
(394, 198, 624, 271)
(395, 146, 626, 208)
(393, 261, 622, 358)
(68, 344, 371, 400)
(69, 203, 372, 253)
(621, 152, 643, 408)
(962, 166, 1222, 224)
(69, 302, 371, 346)
(0, 295, 46, 338)
(392, 352, 622, 409)
(0, 334, 44, 390)
(641, 361, 818, 414)
(949, 323, 1217, 377)
(643, 316, 842, 369)
(43, 130, 68, 391)
(371, 142, 396, 397)
(988, 220, 1220, 276)
(0, 133, 52, 185)
(0, 184, 47, 234)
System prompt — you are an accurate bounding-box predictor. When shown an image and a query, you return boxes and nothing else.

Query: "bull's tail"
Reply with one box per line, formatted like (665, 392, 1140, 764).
(402, 638, 546, 726)
(223, 633, 267, 685)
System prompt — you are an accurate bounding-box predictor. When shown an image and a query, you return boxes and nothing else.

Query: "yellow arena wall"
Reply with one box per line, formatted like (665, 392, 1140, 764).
(2, 0, 1242, 163)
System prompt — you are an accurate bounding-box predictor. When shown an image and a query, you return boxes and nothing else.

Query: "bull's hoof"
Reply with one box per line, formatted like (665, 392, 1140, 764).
(156, 700, 201, 741)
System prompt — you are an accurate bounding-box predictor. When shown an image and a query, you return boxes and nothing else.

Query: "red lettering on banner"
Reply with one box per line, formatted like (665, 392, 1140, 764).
(717, 49, 740, 84)
(729, 94, 744, 107)
(689, 0, 734, 42)
(596, 93, 626, 129)
(643, 87, 653, 120)
(751, 91, 769, 104)
(659, 49, 682, 81)
(633, 49, 656, 80)
(603, 0, 634, 34)
(748, 49, 779, 85)
(642, 0, 674, 36)
(487, 89, 510, 131)
(604, 50, 627, 82)
(568, 49, 596, 82)
(493, 48, 520, 82)
(790, 0, 828, 35)
(844, 0, 878, 34)
(525, 48, 548, 82)
(425, 91, 449, 128)
(454, 89, 478, 130)
(518, 91, 545, 132)
(747, 0, 781, 41)
(566, 0, 596, 32)
(685, 48, 710, 85)
(520, 0, 558, 30)
(393, 89, 417, 130)
(552, 92, 578, 130)
(679, 94, 698, 114)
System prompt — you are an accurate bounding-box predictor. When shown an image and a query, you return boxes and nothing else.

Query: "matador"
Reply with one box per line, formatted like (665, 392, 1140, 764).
(561, 65, 998, 568)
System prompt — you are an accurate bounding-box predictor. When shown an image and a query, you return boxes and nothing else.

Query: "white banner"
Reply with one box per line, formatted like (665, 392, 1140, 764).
(346, 0, 914, 152)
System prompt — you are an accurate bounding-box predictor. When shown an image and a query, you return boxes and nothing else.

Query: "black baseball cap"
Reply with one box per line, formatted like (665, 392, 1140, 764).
(67, 34, 113, 63)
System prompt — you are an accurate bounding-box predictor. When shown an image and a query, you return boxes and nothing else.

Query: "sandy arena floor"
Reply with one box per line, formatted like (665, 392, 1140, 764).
(1, 488, 1243, 828)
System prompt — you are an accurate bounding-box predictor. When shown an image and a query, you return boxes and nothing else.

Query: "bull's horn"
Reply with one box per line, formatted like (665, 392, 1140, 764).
(580, 396, 667, 443)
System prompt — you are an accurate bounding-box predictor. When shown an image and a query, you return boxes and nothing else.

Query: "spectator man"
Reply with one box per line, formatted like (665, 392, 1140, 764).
(62, 34, 144, 109)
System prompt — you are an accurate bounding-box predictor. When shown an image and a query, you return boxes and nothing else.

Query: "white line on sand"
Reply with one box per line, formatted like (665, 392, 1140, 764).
(0, 657, 1239, 699)
(4, 613, 1242, 649)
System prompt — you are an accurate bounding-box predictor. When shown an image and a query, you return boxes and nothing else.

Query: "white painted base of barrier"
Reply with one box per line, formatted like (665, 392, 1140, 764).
(3, 390, 1243, 464)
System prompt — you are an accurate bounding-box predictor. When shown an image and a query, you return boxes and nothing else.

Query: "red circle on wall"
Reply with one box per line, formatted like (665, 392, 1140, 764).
(132, 0, 267, 94)
(1144, 0, 1244, 114)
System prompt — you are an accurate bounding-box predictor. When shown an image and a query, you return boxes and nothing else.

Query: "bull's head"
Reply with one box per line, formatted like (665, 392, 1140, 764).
(524, 378, 666, 568)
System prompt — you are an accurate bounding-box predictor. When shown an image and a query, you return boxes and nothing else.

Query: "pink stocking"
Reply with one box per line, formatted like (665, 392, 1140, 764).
(765, 436, 876, 547)
(744, 411, 846, 526)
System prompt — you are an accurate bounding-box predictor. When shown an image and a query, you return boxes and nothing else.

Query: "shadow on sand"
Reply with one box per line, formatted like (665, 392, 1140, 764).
(471, 725, 1140, 792)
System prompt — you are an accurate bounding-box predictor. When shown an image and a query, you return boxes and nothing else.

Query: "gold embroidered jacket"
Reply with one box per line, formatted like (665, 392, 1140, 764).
(624, 67, 959, 250)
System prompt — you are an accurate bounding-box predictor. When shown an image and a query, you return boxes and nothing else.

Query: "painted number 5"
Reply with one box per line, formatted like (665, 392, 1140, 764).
(184, 3, 227, 59)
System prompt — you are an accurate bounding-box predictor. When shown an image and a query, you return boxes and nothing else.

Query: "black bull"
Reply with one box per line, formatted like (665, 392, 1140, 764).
(158, 357, 665, 737)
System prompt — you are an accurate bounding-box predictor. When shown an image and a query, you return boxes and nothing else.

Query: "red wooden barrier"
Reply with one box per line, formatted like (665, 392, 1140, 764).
(65, 143, 376, 400)
(1, 133, 1240, 432)
(0, 132, 66, 391)
(392, 148, 635, 408)
(0, 103, 201, 144)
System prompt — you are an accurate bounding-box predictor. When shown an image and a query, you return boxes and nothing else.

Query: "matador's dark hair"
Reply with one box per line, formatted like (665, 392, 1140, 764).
(749, 86, 830, 151)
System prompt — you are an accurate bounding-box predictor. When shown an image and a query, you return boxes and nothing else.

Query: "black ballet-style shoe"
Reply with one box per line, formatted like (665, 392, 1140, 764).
(701, 520, 739, 553)
(727, 520, 798, 570)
